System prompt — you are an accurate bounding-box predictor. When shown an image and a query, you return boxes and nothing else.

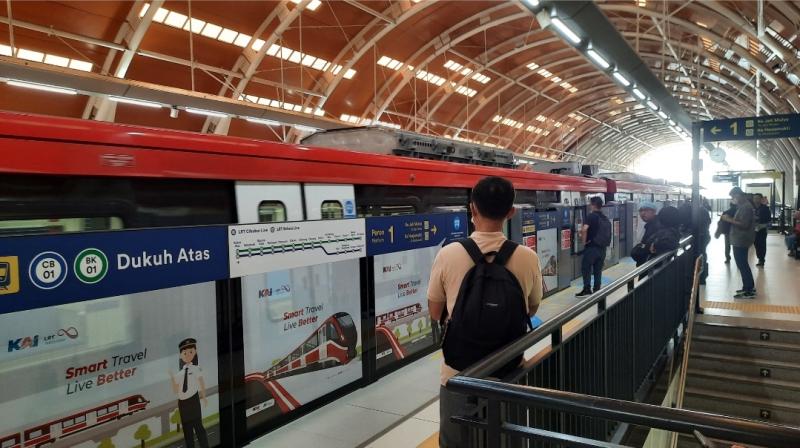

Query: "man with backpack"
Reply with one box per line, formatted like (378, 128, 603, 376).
(577, 196, 612, 296)
(428, 176, 543, 448)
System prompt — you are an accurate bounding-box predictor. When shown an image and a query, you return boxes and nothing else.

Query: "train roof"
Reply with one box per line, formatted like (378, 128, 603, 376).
(0, 111, 608, 193)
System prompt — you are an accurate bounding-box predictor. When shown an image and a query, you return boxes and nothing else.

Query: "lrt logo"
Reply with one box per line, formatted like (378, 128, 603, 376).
(0, 256, 20, 295)
(8, 335, 38, 352)
(453, 217, 461, 231)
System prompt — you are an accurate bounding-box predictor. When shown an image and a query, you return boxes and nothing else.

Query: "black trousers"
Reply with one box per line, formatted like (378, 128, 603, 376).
(179, 394, 209, 448)
(723, 233, 732, 260)
(754, 228, 768, 263)
(581, 245, 606, 291)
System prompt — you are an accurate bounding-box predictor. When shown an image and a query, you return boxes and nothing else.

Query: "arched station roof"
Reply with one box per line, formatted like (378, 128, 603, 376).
(0, 0, 798, 173)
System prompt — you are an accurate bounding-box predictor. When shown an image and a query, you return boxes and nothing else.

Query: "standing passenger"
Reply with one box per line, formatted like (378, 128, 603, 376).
(714, 202, 737, 263)
(428, 176, 543, 448)
(721, 187, 756, 298)
(631, 202, 661, 266)
(577, 197, 612, 296)
(753, 193, 771, 267)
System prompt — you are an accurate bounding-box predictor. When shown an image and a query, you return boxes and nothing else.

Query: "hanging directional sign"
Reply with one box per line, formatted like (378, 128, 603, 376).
(700, 113, 800, 142)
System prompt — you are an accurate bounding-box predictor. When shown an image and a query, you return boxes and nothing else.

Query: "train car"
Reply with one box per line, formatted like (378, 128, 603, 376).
(0, 395, 148, 448)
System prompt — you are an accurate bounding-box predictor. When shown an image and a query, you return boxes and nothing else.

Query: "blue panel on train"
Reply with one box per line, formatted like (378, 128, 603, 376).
(365, 212, 468, 256)
(0, 226, 229, 314)
(536, 211, 559, 230)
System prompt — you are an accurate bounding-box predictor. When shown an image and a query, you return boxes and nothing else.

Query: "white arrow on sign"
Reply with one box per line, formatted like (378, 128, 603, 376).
(710, 126, 721, 135)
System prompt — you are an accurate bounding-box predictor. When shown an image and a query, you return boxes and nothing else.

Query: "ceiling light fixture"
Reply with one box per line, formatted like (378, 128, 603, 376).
(6, 80, 77, 95)
(185, 107, 228, 118)
(612, 71, 631, 87)
(586, 49, 610, 69)
(246, 117, 282, 126)
(646, 100, 658, 110)
(109, 96, 163, 108)
(657, 111, 668, 119)
(550, 17, 582, 45)
(632, 88, 646, 100)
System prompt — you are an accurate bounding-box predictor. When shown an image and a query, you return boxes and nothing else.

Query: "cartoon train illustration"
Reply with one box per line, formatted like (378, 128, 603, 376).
(0, 394, 149, 448)
(244, 312, 358, 418)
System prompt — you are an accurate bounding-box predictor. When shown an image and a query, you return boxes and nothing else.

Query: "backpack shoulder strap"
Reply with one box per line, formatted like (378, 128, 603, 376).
(493, 240, 519, 266)
(459, 238, 484, 264)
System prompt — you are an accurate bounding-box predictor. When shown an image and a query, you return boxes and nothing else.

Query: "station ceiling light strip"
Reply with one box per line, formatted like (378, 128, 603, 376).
(289, 0, 322, 11)
(524, 3, 689, 140)
(0, 44, 93, 72)
(5, 79, 78, 95)
(140, 3, 354, 79)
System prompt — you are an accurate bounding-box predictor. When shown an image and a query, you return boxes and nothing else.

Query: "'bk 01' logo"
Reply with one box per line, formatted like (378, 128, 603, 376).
(8, 335, 38, 352)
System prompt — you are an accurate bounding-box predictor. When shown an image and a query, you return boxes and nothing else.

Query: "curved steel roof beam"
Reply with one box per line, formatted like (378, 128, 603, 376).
(302, 0, 434, 111)
(366, 4, 527, 120)
(602, 4, 800, 111)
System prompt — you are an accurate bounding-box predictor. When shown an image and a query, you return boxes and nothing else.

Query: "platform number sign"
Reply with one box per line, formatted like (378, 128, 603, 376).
(74, 248, 109, 284)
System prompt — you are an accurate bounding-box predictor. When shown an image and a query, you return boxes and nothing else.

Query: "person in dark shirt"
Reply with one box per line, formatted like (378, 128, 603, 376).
(752, 193, 771, 267)
(631, 201, 661, 266)
(577, 196, 607, 296)
(648, 206, 682, 256)
(715, 202, 737, 263)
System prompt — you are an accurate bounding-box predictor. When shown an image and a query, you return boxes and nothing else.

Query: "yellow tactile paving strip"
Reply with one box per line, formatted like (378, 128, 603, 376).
(418, 432, 439, 448)
(702, 300, 800, 315)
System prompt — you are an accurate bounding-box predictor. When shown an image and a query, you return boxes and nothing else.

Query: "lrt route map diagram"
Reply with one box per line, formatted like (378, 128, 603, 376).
(228, 219, 367, 278)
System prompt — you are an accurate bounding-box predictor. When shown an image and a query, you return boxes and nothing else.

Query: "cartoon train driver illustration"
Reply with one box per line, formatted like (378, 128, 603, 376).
(168, 338, 209, 448)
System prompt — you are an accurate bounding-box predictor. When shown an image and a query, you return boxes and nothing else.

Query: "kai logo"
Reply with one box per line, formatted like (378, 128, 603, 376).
(8, 335, 38, 352)
(258, 285, 291, 298)
(0, 256, 20, 295)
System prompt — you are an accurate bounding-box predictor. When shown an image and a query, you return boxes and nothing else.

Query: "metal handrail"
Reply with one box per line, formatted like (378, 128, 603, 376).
(458, 236, 693, 379)
(446, 376, 800, 448)
(669, 255, 704, 448)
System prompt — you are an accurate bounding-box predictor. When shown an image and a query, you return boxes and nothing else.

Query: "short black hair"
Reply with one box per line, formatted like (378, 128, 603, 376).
(590, 196, 604, 208)
(753, 193, 763, 198)
(471, 176, 515, 220)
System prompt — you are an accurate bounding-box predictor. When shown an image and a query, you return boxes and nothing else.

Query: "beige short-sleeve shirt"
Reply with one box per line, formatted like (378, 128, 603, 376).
(428, 231, 543, 385)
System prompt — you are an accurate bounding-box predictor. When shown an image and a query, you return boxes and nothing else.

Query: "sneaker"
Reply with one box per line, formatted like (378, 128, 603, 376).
(756, 262, 765, 267)
(575, 289, 592, 297)
(724, 258, 731, 264)
(734, 290, 756, 299)
(735, 288, 757, 293)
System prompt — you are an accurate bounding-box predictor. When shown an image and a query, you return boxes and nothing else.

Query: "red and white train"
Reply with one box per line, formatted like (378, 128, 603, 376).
(0, 395, 148, 448)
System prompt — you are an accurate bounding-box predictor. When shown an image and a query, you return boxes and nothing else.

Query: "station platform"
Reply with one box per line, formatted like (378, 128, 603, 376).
(250, 230, 800, 447)
(248, 258, 641, 448)
(702, 230, 800, 322)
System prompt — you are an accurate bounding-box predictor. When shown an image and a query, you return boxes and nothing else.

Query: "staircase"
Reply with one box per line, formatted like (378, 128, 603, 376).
(683, 316, 800, 430)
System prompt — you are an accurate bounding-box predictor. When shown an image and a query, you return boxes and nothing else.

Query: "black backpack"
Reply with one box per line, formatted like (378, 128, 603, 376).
(441, 239, 532, 377)
(592, 212, 612, 247)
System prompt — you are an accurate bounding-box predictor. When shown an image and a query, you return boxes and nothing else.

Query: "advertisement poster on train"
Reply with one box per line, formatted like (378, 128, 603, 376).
(537, 228, 558, 292)
(373, 245, 439, 370)
(241, 258, 362, 429)
(0, 283, 220, 448)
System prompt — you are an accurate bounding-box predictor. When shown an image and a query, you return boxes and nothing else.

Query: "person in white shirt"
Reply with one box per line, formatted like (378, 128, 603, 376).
(169, 338, 209, 448)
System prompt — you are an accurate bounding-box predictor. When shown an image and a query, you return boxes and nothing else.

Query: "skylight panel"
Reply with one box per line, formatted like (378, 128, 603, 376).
(267, 44, 281, 56)
(153, 7, 169, 23)
(44, 54, 69, 67)
(17, 48, 44, 62)
(312, 59, 327, 70)
(0, 44, 11, 56)
(343, 69, 357, 79)
(302, 55, 316, 66)
(472, 73, 490, 84)
(184, 18, 206, 33)
(139, 3, 150, 17)
(526, 62, 539, 71)
(252, 39, 265, 51)
(201, 23, 223, 39)
(537, 68, 552, 78)
(289, 51, 302, 64)
(536, 115, 547, 122)
(218, 28, 239, 44)
(164, 11, 188, 28)
(69, 60, 93, 72)
(378, 56, 392, 66)
(234, 33, 251, 48)
(551, 76, 562, 83)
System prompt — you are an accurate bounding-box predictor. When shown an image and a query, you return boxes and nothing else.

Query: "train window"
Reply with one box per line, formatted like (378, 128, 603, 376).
(326, 322, 338, 341)
(2, 438, 19, 448)
(258, 201, 287, 223)
(97, 408, 108, 416)
(320, 201, 344, 220)
(26, 429, 44, 438)
(0, 217, 123, 237)
(303, 332, 319, 352)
